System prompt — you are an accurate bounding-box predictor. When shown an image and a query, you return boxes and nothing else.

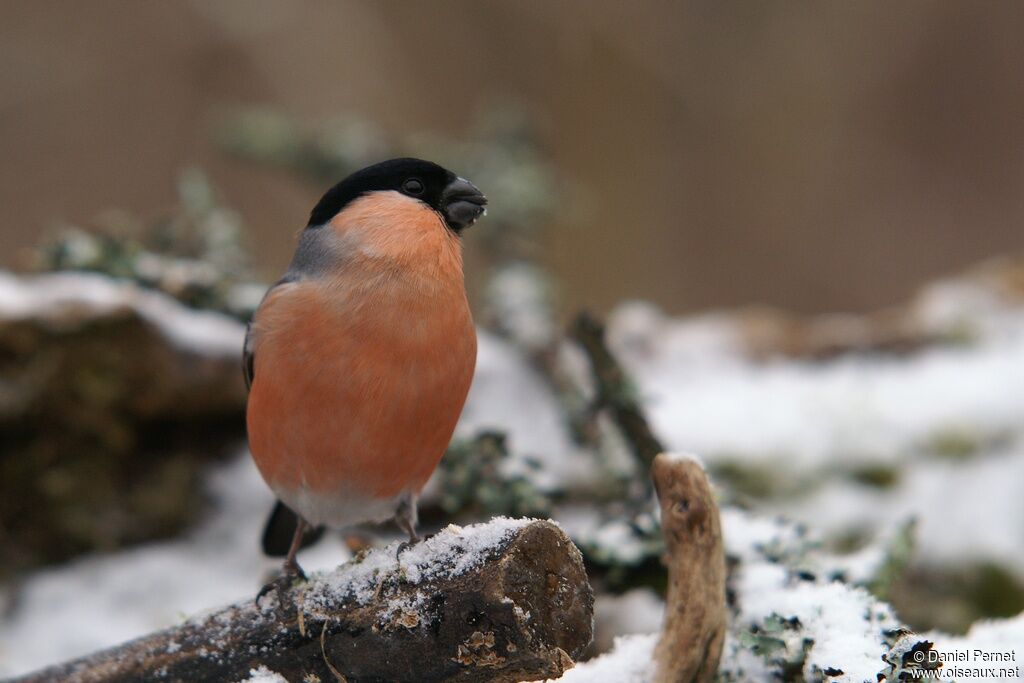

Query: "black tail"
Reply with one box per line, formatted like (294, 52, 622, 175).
(261, 500, 326, 557)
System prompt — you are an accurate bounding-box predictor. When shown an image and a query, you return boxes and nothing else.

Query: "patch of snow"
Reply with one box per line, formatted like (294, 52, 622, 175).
(780, 443, 1024, 579)
(536, 634, 658, 683)
(548, 506, 1017, 683)
(302, 517, 534, 612)
(632, 341, 1024, 471)
(592, 589, 664, 653)
(457, 330, 595, 491)
(607, 289, 1024, 476)
(0, 270, 244, 356)
(928, 610, 1024, 657)
(556, 505, 650, 566)
(734, 571, 896, 681)
(607, 290, 1024, 582)
(0, 453, 350, 678)
(716, 508, 901, 682)
(236, 665, 289, 683)
(485, 261, 556, 351)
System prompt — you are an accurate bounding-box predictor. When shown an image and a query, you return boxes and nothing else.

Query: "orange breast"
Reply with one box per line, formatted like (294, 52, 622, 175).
(246, 280, 476, 499)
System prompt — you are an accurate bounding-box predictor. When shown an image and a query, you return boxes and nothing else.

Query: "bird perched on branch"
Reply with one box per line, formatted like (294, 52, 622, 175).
(244, 158, 485, 588)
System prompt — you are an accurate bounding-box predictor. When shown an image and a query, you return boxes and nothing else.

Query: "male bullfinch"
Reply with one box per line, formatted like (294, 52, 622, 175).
(244, 158, 486, 583)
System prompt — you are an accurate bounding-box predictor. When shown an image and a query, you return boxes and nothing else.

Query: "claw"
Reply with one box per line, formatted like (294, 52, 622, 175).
(394, 533, 422, 561)
(255, 563, 307, 607)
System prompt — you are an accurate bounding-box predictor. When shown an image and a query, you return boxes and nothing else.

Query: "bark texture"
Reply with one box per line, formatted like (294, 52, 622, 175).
(652, 454, 727, 683)
(12, 520, 593, 683)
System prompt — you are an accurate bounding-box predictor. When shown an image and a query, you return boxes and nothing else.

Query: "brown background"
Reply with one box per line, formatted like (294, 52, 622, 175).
(2, 1, 1023, 316)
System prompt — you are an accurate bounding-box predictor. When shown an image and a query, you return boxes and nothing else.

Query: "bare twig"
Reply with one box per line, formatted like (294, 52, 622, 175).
(570, 311, 665, 470)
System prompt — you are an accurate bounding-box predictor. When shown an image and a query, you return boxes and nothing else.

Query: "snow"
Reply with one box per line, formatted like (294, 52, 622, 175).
(629, 341, 1024, 471)
(781, 442, 1024, 576)
(484, 261, 557, 351)
(237, 665, 288, 683)
(0, 270, 245, 356)
(556, 505, 652, 566)
(302, 517, 534, 613)
(716, 509, 900, 682)
(608, 270, 1024, 478)
(0, 454, 350, 677)
(605, 272, 1024, 582)
(536, 634, 657, 683)
(592, 589, 664, 652)
(458, 330, 596, 491)
(556, 506, 1024, 683)
(930, 611, 1024, 663)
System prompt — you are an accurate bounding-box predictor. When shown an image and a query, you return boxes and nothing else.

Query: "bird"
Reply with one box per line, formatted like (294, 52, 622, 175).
(244, 158, 485, 587)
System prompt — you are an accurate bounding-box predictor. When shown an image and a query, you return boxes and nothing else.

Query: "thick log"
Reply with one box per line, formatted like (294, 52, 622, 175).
(651, 454, 727, 683)
(12, 519, 594, 683)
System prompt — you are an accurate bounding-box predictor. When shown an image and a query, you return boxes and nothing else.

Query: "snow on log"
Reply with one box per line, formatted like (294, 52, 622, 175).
(11, 519, 594, 683)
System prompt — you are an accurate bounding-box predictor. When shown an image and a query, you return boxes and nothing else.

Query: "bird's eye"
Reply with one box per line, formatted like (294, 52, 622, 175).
(402, 178, 425, 195)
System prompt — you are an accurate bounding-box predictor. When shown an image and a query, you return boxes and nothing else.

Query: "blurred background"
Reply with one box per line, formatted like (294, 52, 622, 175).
(3, 1, 1024, 679)
(4, 1, 1024, 315)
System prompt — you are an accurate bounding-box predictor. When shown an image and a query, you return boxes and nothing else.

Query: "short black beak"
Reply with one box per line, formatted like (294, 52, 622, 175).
(442, 177, 487, 232)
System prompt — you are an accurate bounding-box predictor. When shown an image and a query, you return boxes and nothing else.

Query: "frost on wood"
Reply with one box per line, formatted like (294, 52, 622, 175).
(10, 519, 594, 683)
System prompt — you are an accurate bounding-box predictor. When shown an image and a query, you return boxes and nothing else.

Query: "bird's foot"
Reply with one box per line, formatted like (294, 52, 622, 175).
(394, 533, 422, 561)
(256, 562, 307, 607)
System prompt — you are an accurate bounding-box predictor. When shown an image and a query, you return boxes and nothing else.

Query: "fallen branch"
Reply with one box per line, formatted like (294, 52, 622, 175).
(13, 519, 594, 683)
(651, 454, 727, 683)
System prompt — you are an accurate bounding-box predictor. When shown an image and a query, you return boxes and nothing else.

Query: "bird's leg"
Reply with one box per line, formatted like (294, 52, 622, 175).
(394, 493, 420, 559)
(282, 517, 309, 579)
(257, 517, 309, 605)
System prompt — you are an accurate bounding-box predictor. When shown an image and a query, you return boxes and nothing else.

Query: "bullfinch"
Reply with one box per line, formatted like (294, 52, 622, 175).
(244, 158, 486, 583)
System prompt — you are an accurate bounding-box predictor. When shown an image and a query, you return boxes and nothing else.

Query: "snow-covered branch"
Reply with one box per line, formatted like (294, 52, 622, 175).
(12, 519, 593, 683)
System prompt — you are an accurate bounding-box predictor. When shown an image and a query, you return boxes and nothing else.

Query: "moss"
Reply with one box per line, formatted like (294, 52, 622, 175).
(865, 519, 916, 601)
(829, 528, 872, 554)
(435, 431, 552, 519)
(712, 456, 790, 499)
(889, 562, 1024, 634)
(738, 614, 811, 683)
(928, 428, 982, 460)
(848, 464, 901, 489)
(711, 459, 809, 500)
(922, 425, 1012, 462)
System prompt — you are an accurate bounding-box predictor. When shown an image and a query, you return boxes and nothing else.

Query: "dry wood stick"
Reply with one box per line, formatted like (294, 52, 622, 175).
(651, 454, 727, 683)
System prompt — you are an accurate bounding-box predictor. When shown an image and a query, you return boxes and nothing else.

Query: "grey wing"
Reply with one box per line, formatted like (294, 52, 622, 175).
(243, 274, 303, 392)
(243, 321, 256, 390)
